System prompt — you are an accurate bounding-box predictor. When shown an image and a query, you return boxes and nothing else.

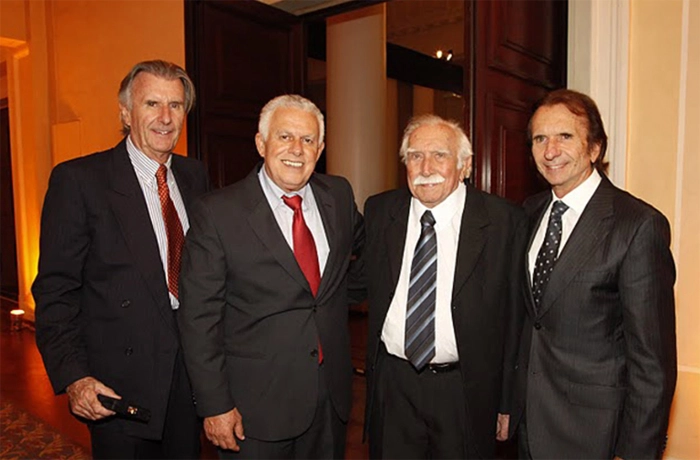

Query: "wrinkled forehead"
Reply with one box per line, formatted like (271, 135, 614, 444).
(408, 124, 456, 152)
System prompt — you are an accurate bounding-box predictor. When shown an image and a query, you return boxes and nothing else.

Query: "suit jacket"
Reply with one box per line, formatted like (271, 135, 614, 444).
(177, 165, 364, 441)
(362, 184, 526, 458)
(510, 175, 677, 459)
(32, 139, 210, 440)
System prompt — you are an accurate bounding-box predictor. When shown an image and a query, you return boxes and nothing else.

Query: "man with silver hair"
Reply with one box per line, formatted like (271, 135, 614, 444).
(178, 94, 364, 459)
(33, 59, 208, 458)
(362, 114, 526, 458)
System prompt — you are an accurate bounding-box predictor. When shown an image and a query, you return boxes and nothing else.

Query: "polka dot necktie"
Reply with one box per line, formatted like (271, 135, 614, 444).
(156, 165, 185, 299)
(531, 201, 568, 311)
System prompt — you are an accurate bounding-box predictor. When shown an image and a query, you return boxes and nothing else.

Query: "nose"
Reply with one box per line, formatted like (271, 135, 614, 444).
(289, 137, 303, 156)
(543, 138, 560, 160)
(158, 106, 173, 125)
(419, 156, 434, 176)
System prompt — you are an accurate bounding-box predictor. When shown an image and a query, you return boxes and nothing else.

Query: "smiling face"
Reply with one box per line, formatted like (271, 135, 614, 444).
(119, 72, 186, 163)
(530, 103, 601, 198)
(405, 123, 468, 208)
(256, 106, 324, 193)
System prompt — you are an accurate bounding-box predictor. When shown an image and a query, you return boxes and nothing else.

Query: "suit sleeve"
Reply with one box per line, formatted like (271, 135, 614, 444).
(347, 189, 366, 306)
(32, 164, 91, 394)
(615, 212, 677, 459)
(500, 208, 528, 414)
(177, 196, 236, 418)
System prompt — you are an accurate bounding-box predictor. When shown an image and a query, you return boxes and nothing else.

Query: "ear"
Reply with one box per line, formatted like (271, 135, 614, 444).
(255, 133, 266, 158)
(119, 104, 131, 130)
(461, 155, 473, 180)
(315, 142, 325, 161)
(588, 142, 602, 164)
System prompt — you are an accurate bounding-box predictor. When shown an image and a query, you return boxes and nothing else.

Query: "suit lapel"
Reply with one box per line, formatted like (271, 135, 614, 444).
(451, 184, 489, 299)
(537, 178, 615, 316)
(386, 193, 411, 291)
(245, 169, 311, 294)
(170, 157, 194, 210)
(106, 141, 174, 328)
(524, 194, 551, 316)
(310, 175, 338, 299)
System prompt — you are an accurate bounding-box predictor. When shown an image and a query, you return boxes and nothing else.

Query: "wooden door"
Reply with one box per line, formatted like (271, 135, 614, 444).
(186, 0, 304, 188)
(471, 0, 567, 203)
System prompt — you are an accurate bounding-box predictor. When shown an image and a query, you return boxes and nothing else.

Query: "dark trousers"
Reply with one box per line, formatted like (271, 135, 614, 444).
(90, 353, 201, 459)
(220, 364, 346, 460)
(369, 349, 471, 459)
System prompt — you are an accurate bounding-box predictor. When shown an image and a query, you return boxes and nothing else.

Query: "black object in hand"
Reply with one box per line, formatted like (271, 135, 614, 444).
(97, 394, 151, 423)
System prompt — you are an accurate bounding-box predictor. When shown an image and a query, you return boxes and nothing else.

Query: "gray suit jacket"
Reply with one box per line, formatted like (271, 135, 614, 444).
(178, 165, 364, 441)
(510, 175, 677, 459)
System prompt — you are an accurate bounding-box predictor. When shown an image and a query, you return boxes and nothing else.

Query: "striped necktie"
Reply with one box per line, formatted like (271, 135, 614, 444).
(405, 210, 437, 371)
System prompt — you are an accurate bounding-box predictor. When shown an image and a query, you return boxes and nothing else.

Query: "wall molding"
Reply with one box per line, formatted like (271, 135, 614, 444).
(673, 0, 689, 257)
(568, 0, 629, 188)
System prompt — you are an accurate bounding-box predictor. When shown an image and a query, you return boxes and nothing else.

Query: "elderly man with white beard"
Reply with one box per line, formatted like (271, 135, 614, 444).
(360, 114, 527, 459)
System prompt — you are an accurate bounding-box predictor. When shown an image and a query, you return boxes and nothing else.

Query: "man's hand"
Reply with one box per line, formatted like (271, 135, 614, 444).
(496, 413, 510, 441)
(65, 376, 120, 421)
(204, 408, 245, 452)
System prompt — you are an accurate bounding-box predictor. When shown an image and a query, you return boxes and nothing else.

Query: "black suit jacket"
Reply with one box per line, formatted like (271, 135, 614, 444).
(32, 139, 210, 440)
(362, 184, 526, 458)
(177, 166, 364, 441)
(510, 175, 677, 459)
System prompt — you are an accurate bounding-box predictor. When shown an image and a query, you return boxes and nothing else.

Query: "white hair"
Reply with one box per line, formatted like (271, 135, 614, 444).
(399, 114, 473, 170)
(258, 94, 325, 145)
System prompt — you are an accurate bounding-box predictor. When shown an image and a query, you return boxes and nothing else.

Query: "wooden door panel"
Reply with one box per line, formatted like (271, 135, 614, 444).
(473, 0, 567, 202)
(187, 0, 303, 188)
(486, 0, 566, 88)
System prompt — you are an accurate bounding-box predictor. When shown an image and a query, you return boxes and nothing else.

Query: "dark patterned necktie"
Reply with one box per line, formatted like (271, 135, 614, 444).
(531, 200, 568, 310)
(282, 194, 323, 363)
(156, 165, 184, 299)
(405, 210, 437, 371)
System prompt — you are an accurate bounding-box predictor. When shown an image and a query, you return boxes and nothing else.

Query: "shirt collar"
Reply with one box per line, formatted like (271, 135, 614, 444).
(410, 181, 466, 228)
(553, 168, 601, 216)
(258, 164, 312, 211)
(126, 136, 172, 185)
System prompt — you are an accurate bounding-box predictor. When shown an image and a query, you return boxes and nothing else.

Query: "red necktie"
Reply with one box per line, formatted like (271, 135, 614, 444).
(156, 165, 185, 299)
(282, 195, 323, 363)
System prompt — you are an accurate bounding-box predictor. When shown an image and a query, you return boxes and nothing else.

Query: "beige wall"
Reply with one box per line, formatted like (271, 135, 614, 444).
(628, 0, 700, 458)
(0, 0, 185, 315)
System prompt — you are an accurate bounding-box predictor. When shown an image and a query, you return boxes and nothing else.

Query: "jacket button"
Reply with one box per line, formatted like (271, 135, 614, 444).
(312, 306, 317, 312)
(534, 322, 542, 330)
(310, 349, 318, 358)
(121, 300, 131, 308)
(124, 347, 133, 356)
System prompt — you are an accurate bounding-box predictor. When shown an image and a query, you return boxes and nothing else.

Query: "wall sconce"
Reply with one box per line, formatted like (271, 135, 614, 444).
(435, 49, 454, 62)
(10, 309, 25, 332)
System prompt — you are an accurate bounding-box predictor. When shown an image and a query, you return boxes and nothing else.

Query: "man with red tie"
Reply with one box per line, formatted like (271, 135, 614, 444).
(177, 94, 365, 459)
(33, 60, 209, 458)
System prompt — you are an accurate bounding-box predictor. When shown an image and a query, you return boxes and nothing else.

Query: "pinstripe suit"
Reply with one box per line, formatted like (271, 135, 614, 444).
(510, 175, 677, 459)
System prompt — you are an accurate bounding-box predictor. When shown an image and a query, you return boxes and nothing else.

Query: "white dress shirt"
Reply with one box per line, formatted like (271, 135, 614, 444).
(258, 167, 330, 275)
(528, 169, 602, 278)
(126, 136, 189, 309)
(381, 182, 466, 363)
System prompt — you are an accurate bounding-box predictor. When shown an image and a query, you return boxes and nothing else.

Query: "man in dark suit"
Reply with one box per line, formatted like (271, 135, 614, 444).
(33, 60, 209, 459)
(510, 89, 677, 459)
(177, 94, 364, 459)
(362, 114, 526, 458)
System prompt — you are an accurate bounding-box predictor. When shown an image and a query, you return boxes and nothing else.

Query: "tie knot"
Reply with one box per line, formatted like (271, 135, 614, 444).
(420, 210, 436, 227)
(282, 194, 303, 212)
(551, 200, 568, 218)
(156, 165, 168, 187)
